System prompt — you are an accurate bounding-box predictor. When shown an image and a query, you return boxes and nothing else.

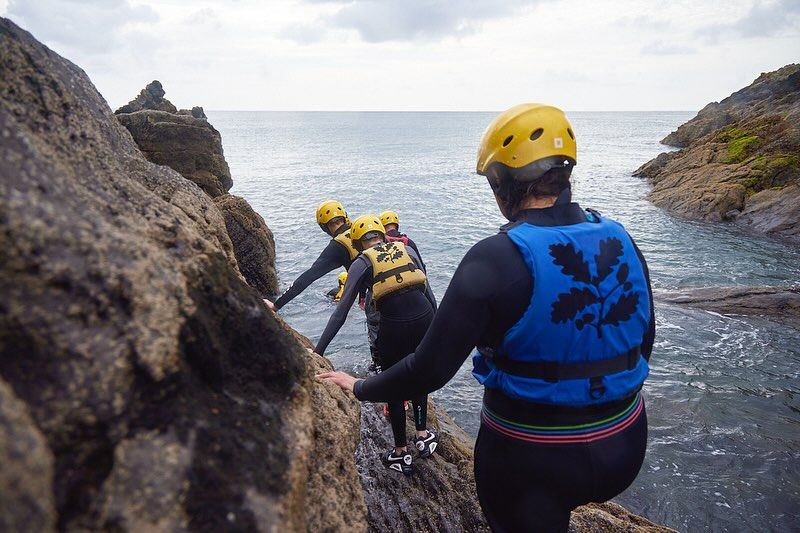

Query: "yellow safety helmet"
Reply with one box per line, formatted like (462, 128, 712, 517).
(316, 200, 349, 233)
(379, 210, 400, 228)
(337, 271, 348, 285)
(350, 214, 385, 242)
(476, 104, 576, 182)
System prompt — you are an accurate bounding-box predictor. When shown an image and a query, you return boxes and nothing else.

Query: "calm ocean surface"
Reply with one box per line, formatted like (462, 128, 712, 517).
(209, 111, 800, 532)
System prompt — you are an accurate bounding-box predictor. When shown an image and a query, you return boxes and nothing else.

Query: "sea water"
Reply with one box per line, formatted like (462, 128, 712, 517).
(210, 111, 800, 532)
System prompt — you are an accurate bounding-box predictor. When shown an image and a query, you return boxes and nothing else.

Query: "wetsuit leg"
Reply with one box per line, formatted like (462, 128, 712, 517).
(375, 298, 435, 445)
(473, 404, 647, 533)
(412, 395, 428, 431)
(386, 400, 407, 447)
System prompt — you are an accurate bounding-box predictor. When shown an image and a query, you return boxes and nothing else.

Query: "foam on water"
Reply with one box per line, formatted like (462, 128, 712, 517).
(211, 110, 800, 532)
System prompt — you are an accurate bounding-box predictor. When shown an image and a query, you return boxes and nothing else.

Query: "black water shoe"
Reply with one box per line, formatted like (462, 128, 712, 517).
(382, 449, 413, 475)
(414, 430, 438, 458)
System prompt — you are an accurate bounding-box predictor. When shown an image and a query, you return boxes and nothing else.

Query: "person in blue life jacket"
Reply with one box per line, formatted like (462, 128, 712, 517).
(313, 214, 439, 476)
(264, 200, 360, 312)
(317, 104, 655, 532)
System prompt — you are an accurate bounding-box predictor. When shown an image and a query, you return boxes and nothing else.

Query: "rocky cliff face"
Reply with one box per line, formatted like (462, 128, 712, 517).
(116, 81, 278, 295)
(0, 17, 363, 531)
(634, 65, 800, 242)
(213, 194, 279, 297)
(0, 17, 671, 532)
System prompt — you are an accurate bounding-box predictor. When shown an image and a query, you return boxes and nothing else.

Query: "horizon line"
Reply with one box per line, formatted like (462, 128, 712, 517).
(200, 109, 696, 113)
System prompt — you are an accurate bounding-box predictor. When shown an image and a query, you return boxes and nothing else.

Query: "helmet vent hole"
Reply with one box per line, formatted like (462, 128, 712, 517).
(567, 128, 575, 140)
(502, 135, 514, 147)
(529, 128, 543, 141)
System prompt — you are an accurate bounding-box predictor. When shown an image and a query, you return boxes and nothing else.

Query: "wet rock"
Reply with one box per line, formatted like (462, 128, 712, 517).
(357, 400, 488, 532)
(657, 286, 800, 328)
(570, 502, 675, 532)
(115, 80, 178, 114)
(634, 64, 800, 242)
(116, 109, 233, 197)
(214, 194, 279, 297)
(0, 379, 56, 533)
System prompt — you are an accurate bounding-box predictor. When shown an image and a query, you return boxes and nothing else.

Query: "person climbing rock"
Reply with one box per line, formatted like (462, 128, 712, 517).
(379, 210, 426, 271)
(318, 104, 655, 531)
(327, 271, 348, 302)
(313, 214, 439, 475)
(265, 200, 360, 311)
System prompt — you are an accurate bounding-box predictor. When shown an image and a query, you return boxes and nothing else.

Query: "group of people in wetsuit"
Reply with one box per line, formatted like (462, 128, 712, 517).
(266, 104, 655, 533)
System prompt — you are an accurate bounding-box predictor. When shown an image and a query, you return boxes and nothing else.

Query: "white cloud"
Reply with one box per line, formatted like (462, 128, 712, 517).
(317, 0, 543, 42)
(696, 0, 800, 42)
(1, 0, 799, 112)
(641, 41, 696, 55)
(6, 0, 158, 54)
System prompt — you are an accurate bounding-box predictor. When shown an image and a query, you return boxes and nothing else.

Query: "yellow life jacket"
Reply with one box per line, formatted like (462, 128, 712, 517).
(362, 241, 427, 302)
(333, 229, 360, 263)
(334, 272, 347, 301)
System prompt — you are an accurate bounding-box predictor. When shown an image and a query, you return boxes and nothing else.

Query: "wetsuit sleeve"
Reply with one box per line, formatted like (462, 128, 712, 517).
(630, 236, 656, 361)
(407, 237, 426, 272)
(314, 257, 371, 356)
(274, 240, 350, 309)
(354, 238, 507, 402)
(407, 246, 436, 311)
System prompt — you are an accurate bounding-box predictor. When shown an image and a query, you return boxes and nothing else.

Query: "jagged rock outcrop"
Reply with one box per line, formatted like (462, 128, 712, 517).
(634, 65, 800, 242)
(657, 286, 800, 329)
(0, 17, 364, 531)
(213, 194, 279, 297)
(116, 109, 233, 197)
(661, 65, 800, 148)
(115, 80, 178, 114)
(115, 83, 280, 293)
(115, 83, 232, 197)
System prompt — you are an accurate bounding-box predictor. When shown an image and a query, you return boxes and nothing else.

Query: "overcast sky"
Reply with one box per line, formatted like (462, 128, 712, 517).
(2, 0, 798, 111)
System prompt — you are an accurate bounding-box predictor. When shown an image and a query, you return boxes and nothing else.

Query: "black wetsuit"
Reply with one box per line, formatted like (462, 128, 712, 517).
(316, 246, 437, 448)
(274, 225, 354, 310)
(353, 194, 655, 532)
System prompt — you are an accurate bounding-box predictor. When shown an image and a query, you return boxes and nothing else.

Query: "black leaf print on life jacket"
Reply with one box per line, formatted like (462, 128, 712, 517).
(375, 242, 404, 264)
(549, 237, 638, 338)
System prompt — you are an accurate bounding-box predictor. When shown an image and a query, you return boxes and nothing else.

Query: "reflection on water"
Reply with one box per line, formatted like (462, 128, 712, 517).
(211, 111, 800, 532)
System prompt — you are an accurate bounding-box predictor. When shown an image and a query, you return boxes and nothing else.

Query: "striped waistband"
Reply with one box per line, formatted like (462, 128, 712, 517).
(480, 393, 643, 444)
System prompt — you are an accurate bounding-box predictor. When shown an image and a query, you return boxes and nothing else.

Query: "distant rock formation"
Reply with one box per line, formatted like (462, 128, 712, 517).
(116, 99, 233, 197)
(115, 80, 178, 114)
(0, 17, 672, 532)
(657, 286, 800, 329)
(634, 65, 800, 242)
(213, 194, 279, 297)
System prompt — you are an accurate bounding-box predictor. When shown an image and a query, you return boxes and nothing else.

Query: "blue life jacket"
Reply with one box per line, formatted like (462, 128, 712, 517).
(472, 211, 650, 407)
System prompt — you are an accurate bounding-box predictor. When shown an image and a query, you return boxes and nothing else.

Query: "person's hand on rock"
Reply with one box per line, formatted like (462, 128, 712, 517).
(263, 299, 276, 312)
(316, 371, 357, 393)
